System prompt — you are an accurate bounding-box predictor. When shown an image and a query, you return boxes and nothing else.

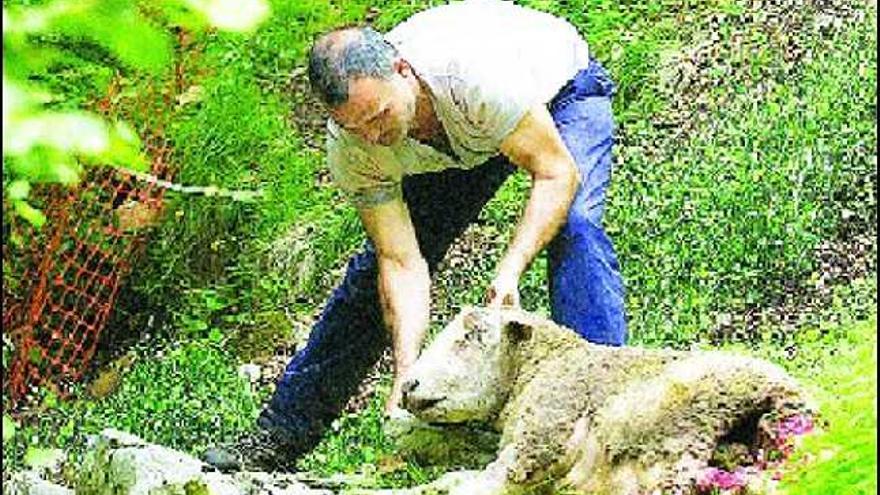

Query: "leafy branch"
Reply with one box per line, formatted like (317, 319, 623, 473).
(2, 0, 270, 226)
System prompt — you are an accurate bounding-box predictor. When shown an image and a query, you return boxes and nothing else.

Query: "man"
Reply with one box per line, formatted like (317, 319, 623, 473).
(206, 0, 626, 471)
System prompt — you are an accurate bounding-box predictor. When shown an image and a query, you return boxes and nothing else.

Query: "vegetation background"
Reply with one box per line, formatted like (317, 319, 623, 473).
(2, 0, 876, 492)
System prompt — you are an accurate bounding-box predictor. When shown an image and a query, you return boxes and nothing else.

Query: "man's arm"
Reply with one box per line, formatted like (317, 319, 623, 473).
(488, 104, 580, 306)
(358, 198, 430, 413)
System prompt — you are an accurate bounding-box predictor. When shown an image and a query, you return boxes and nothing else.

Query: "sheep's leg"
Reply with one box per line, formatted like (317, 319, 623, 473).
(343, 447, 519, 495)
(341, 470, 496, 495)
(412, 447, 517, 495)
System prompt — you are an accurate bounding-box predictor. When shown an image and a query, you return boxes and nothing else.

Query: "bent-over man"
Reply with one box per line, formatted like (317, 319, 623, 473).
(206, 0, 627, 471)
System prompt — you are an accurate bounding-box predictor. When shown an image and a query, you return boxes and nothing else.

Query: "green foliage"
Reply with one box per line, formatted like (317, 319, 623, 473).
(3, 414, 17, 442)
(3, 0, 160, 221)
(227, 310, 294, 362)
(779, 318, 877, 494)
(605, 5, 877, 345)
(299, 389, 392, 476)
(298, 381, 442, 489)
(2, 338, 262, 474)
(90, 339, 261, 452)
(2, 0, 269, 225)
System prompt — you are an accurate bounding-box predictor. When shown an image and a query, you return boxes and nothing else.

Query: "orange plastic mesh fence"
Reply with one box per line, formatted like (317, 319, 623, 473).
(3, 30, 202, 407)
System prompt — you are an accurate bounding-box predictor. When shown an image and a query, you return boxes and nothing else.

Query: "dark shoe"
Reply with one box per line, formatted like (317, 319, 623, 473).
(202, 427, 301, 472)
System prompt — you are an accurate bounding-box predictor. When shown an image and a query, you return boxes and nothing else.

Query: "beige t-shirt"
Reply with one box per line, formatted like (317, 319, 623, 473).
(327, 0, 590, 207)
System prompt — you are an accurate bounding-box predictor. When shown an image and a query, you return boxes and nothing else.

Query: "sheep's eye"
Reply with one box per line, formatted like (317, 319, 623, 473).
(464, 329, 482, 343)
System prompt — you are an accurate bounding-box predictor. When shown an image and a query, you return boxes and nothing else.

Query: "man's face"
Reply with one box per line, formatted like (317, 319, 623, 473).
(330, 70, 417, 146)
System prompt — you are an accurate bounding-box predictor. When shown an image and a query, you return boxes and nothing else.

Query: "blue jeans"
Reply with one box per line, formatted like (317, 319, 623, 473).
(261, 59, 627, 453)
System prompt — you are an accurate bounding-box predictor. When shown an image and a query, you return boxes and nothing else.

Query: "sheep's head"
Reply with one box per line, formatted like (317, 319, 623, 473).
(401, 307, 533, 424)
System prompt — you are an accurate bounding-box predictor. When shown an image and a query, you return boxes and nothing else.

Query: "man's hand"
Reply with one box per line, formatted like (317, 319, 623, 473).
(486, 271, 521, 308)
(358, 197, 430, 415)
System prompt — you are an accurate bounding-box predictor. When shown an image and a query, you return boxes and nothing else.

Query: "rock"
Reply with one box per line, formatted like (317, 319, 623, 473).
(6, 471, 74, 495)
(88, 355, 135, 399)
(234, 472, 333, 494)
(202, 447, 242, 473)
(72, 429, 331, 495)
(75, 429, 237, 495)
(238, 364, 262, 384)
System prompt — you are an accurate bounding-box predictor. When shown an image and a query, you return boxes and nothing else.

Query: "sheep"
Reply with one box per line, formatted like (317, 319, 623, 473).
(357, 307, 813, 495)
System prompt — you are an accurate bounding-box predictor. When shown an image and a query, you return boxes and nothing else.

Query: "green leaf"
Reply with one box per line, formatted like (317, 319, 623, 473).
(4, 111, 109, 157)
(182, 0, 269, 32)
(88, 120, 148, 170)
(152, 0, 210, 31)
(23, 447, 65, 470)
(41, 390, 59, 409)
(2, 42, 68, 82)
(50, 1, 173, 74)
(3, 415, 17, 442)
(7, 180, 30, 200)
(13, 200, 47, 228)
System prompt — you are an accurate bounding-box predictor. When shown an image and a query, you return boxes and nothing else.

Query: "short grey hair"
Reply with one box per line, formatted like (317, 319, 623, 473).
(308, 26, 399, 108)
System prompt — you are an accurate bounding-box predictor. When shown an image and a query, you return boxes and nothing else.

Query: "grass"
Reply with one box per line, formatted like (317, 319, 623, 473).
(778, 315, 877, 495)
(720, 276, 878, 494)
(297, 381, 446, 488)
(2, 0, 877, 489)
(2, 336, 263, 474)
(106, 0, 875, 349)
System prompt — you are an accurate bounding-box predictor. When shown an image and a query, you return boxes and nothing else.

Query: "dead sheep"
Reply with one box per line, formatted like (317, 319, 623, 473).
(355, 307, 813, 495)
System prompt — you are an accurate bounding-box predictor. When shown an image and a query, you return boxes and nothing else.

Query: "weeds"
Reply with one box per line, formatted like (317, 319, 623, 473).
(2, 337, 262, 473)
(779, 314, 877, 494)
(2, 0, 876, 488)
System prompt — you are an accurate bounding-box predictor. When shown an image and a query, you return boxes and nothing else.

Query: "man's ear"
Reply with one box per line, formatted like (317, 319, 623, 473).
(393, 57, 413, 77)
(504, 320, 533, 345)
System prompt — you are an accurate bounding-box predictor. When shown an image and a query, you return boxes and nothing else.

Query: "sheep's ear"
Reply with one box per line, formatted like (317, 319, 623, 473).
(504, 320, 533, 345)
(462, 308, 484, 331)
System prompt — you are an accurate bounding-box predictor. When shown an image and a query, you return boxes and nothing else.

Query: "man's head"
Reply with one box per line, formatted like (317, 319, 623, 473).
(308, 26, 418, 146)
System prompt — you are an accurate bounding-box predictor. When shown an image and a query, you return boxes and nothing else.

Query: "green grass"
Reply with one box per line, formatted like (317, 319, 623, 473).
(2, 336, 262, 474)
(779, 315, 877, 494)
(297, 380, 445, 488)
(715, 275, 877, 494)
(2, 0, 876, 488)
(114, 0, 876, 349)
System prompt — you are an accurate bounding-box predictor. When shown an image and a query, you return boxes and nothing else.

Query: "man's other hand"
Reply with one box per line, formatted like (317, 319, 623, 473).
(486, 271, 521, 308)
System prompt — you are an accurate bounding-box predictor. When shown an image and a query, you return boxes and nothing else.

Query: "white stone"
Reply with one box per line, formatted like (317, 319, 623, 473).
(74, 429, 331, 495)
(6, 471, 74, 495)
(77, 429, 241, 495)
(238, 363, 262, 383)
(234, 472, 334, 494)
